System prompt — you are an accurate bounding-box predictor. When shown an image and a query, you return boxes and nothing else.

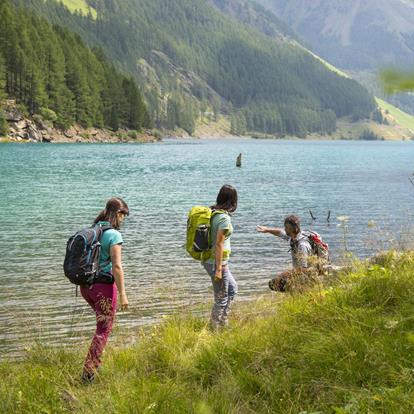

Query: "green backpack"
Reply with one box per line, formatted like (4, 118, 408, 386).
(186, 206, 229, 261)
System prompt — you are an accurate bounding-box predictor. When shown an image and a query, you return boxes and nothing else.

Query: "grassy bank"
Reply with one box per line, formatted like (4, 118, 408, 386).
(1, 252, 414, 413)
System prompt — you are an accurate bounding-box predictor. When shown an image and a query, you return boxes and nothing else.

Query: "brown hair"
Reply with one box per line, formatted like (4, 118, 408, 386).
(94, 197, 129, 230)
(284, 215, 301, 232)
(211, 184, 238, 214)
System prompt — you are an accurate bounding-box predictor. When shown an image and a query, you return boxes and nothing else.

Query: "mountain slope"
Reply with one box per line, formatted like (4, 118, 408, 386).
(256, 0, 414, 70)
(212, 0, 414, 139)
(310, 52, 414, 139)
(255, 0, 414, 115)
(9, 0, 377, 137)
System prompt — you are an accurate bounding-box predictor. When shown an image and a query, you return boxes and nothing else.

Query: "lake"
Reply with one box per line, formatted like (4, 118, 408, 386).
(1, 139, 413, 357)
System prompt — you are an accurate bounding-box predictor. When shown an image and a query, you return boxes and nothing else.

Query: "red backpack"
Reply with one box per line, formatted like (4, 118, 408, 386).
(303, 230, 330, 261)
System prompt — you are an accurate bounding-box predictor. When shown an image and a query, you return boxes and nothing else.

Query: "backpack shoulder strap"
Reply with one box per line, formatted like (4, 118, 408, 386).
(211, 209, 228, 218)
(93, 223, 113, 240)
(93, 224, 114, 270)
(290, 231, 310, 251)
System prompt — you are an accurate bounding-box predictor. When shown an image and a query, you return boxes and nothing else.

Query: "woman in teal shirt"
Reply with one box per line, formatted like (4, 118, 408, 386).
(80, 197, 129, 383)
(202, 185, 238, 329)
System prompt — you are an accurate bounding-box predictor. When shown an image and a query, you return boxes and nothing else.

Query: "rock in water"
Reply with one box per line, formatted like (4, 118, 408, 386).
(236, 153, 242, 167)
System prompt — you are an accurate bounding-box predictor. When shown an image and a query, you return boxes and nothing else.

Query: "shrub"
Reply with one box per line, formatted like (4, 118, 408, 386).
(127, 130, 139, 139)
(39, 107, 58, 123)
(0, 109, 8, 136)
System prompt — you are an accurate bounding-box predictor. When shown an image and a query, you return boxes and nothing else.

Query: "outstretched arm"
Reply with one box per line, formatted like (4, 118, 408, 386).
(256, 226, 285, 237)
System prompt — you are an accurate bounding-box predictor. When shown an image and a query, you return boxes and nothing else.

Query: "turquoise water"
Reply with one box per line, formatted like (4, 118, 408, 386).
(1, 139, 414, 356)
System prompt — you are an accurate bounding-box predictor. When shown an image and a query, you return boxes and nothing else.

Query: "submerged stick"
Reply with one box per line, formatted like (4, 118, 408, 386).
(327, 210, 331, 222)
(309, 210, 316, 220)
(409, 177, 414, 188)
(236, 153, 242, 168)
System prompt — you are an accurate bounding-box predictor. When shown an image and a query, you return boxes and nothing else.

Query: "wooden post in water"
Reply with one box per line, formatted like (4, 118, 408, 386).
(236, 153, 242, 168)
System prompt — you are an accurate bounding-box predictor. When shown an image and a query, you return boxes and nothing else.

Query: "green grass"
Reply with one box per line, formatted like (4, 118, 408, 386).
(59, 0, 97, 19)
(2, 252, 414, 413)
(376, 98, 414, 132)
(306, 49, 350, 79)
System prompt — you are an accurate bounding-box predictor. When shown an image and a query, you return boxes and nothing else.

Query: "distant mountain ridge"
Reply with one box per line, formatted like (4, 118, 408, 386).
(254, 0, 414, 116)
(256, 0, 414, 70)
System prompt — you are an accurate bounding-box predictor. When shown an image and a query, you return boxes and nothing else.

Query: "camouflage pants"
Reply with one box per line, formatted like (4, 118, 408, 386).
(203, 262, 238, 328)
(269, 268, 321, 293)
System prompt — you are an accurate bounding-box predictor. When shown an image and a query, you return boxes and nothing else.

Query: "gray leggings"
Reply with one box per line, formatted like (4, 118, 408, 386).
(202, 262, 238, 328)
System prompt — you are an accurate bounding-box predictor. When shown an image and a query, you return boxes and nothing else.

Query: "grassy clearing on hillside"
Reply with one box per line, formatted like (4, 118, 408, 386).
(306, 50, 350, 79)
(60, 0, 97, 18)
(335, 119, 413, 141)
(194, 116, 231, 138)
(376, 98, 414, 132)
(1, 252, 414, 413)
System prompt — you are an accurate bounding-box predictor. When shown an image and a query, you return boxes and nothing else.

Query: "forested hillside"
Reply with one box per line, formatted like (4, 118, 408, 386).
(0, 1, 150, 136)
(8, 0, 377, 137)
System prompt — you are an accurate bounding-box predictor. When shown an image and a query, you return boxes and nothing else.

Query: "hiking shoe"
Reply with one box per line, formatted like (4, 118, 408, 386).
(269, 277, 287, 292)
(81, 371, 95, 385)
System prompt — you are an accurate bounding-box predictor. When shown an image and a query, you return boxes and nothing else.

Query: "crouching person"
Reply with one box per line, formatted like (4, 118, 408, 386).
(257, 215, 329, 292)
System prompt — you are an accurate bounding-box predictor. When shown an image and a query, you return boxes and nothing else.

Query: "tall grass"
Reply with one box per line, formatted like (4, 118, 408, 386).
(1, 252, 414, 413)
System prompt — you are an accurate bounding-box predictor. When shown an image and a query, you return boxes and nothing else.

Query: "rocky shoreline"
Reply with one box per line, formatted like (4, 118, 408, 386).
(1, 101, 160, 144)
(2, 101, 408, 143)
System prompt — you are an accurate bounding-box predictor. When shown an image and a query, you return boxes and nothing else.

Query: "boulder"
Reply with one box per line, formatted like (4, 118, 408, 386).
(15, 131, 26, 139)
(27, 126, 41, 142)
(34, 118, 49, 130)
(64, 127, 78, 138)
(5, 108, 23, 122)
(15, 120, 28, 130)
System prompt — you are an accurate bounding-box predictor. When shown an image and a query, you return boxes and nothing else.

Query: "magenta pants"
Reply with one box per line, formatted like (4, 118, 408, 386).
(80, 283, 118, 373)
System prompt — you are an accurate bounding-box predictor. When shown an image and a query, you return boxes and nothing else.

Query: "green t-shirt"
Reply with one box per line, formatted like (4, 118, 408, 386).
(96, 221, 123, 273)
(205, 212, 233, 264)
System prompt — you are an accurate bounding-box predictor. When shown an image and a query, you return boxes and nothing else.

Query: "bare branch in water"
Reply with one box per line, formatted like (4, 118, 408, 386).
(309, 210, 316, 221)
